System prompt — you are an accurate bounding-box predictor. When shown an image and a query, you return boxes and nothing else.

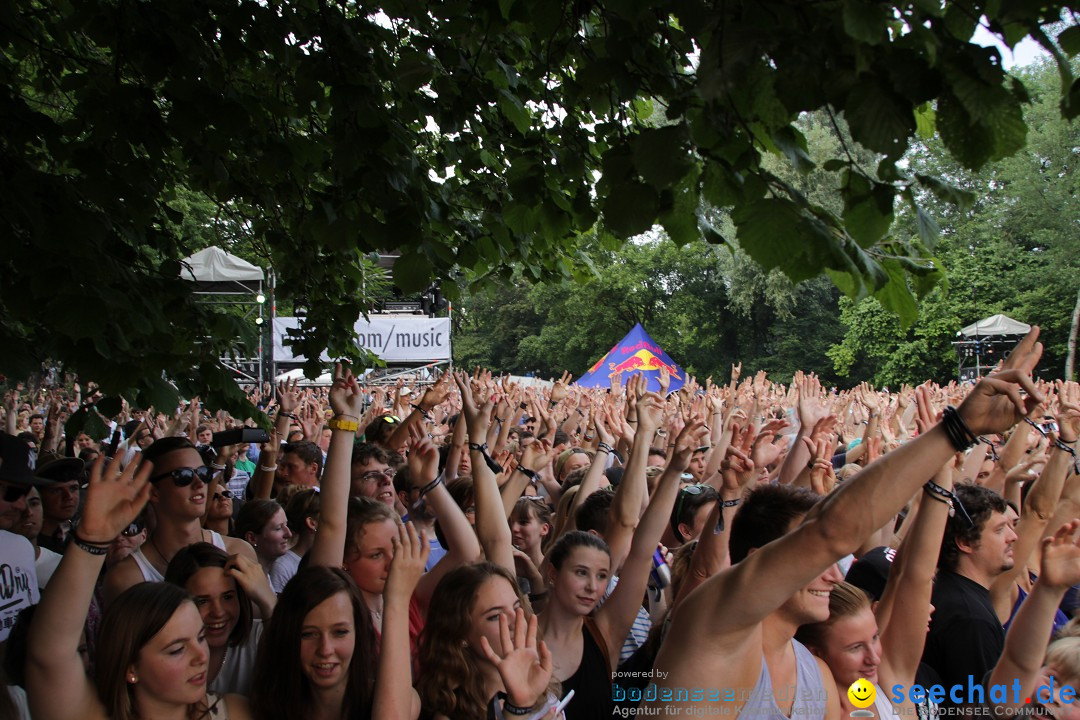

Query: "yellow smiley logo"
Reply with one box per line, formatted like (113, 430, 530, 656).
(847, 678, 876, 709)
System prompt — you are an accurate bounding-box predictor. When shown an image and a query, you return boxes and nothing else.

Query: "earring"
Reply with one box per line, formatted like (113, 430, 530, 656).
(462, 641, 468, 648)
(128, 675, 137, 684)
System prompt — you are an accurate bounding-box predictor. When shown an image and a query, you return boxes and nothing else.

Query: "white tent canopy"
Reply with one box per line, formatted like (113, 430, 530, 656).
(180, 246, 264, 292)
(959, 314, 1031, 338)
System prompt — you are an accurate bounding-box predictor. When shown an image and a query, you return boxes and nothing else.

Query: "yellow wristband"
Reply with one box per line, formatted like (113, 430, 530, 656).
(327, 416, 359, 433)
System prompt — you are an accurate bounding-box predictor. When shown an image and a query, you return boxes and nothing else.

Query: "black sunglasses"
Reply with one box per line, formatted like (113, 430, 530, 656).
(122, 520, 145, 537)
(213, 490, 233, 500)
(149, 466, 212, 487)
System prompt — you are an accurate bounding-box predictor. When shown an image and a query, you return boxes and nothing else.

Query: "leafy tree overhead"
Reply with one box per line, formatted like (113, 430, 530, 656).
(3, 0, 1079, 412)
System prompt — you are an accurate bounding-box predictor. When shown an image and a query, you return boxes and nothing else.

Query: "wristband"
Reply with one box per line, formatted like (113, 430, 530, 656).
(328, 416, 359, 433)
(279, 412, 297, 420)
(498, 693, 536, 717)
(73, 534, 110, 555)
(469, 442, 504, 474)
(596, 441, 614, 455)
(410, 403, 432, 421)
(923, 480, 974, 526)
(210, 462, 226, 471)
(517, 466, 539, 483)
(715, 498, 742, 533)
(941, 406, 977, 452)
(1053, 438, 1080, 475)
(259, 464, 278, 472)
(417, 473, 444, 497)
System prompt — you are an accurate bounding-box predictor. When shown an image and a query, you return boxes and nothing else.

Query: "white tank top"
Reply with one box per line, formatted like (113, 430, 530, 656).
(130, 530, 227, 582)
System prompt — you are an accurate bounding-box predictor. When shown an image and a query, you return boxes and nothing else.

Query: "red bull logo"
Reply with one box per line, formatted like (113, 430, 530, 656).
(608, 349, 681, 379)
(588, 351, 612, 375)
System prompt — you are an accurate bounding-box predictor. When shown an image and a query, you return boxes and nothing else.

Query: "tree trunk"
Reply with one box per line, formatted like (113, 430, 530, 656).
(1067, 285, 1080, 381)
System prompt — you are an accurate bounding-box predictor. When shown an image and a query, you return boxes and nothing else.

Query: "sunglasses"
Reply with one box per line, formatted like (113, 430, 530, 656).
(121, 520, 145, 537)
(213, 490, 233, 501)
(149, 466, 212, 487)
(2, 484, 30, 503)
(674, 484, 708, 525)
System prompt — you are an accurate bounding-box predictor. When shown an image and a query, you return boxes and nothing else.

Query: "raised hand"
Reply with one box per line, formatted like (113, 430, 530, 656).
(637, 392, 665, 434)
(328, 363, 365, 419)
(80, 454, 153, 544)
(956, 328, 1043, 435)
(549, 371, 573, 405)
(1039, 520, 1080, 590)
(277, 378, 300, 414)
(419, 371, 452, 412)
(384, 521, 430, 601)
(480, 608, 554, 711)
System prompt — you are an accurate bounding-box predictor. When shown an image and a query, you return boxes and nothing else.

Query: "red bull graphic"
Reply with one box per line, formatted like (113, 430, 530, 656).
(576, 323, 686, 393)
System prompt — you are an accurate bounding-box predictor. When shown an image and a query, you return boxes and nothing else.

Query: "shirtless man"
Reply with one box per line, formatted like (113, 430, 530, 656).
(104, 436, 256, 603)
(647, 329, 1044, 717)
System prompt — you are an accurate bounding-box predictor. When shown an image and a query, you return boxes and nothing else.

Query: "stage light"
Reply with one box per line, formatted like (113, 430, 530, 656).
(255, 317, 264, 325)
(256, 293, 266, 304)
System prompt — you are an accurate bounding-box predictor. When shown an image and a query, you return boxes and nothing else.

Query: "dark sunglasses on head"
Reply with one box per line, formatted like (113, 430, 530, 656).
(149, 466, 212, 487)
(2, 484, 31, 503)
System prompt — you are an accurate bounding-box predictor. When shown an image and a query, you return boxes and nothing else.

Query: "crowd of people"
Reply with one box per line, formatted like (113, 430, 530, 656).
(2, 327, 1080, 719)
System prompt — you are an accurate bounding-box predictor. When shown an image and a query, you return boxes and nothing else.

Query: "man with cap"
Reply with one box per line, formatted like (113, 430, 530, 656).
(35, 456, 84, 554)
(0, 432, 53, 642)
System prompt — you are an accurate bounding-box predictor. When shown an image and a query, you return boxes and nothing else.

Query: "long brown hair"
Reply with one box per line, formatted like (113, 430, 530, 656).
(251, 566, 377, 720)
(95, 582, 208, 720)
(418, 562, 531, 719)
(164, 542, 253, 648)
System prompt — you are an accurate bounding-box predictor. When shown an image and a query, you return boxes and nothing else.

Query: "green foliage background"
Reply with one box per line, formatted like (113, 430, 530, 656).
(453, 58, 1080, 386)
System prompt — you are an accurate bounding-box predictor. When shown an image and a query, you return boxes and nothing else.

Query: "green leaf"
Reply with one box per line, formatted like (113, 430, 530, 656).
(771, 126, 816, 174)
(1060, 26, 1080, 57)
(844, 81, 915, 158)
(915, 174, 974, 211)
(873, 259, 918, 328)
(733, 198, 830, 283)
(601, 180, 659, 238)
(915, 205, 941, 250)
(914, 103, 936, 139)
(843, 183, 895, 248)
(632, 126, 693, 189)
(1064, 78, 1080, 120)
(822, 159, 848, 172)
(497, 94, 531, 134)
(842, 0, 886, 45)
(393, 251, 433, 294)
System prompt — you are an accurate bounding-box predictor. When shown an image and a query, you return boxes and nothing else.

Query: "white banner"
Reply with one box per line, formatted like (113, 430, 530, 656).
(273, 316, 451, 363)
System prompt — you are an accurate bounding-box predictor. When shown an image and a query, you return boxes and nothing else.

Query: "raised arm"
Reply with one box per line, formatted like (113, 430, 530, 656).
(408, 429, 481, 608)
(453, 372, 512, 573)
(595, 419, 708, 662)
(673, 329, 1044, 640)
(877, 460, 951, 691)
(308, 364, 363, 568)
(566, 406, 616, 530)
(989, 521, 1080, 713)
(28, 454, 153, 720)
(374, 521, 427, 720)
(604, 391, 662, 572)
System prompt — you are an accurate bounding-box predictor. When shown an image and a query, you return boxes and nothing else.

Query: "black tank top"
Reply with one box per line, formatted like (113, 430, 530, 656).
(559, 618, 613, 719)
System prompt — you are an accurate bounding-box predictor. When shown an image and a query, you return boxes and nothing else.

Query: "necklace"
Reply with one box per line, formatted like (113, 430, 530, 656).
(149, 529, 205, 570)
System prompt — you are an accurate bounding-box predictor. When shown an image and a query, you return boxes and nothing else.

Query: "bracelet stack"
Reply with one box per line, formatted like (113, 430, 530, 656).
(596, 441, 614, 455)
(923, 480, 974, 527)
(1054, 438, 1080, 475)
(941, 406, 978, 452)
(417, 473, 444, 497)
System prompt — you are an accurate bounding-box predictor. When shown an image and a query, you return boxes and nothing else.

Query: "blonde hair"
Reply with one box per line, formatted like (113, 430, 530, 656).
(1045, 637, 1080, 688)
(794, 581, 873, 651)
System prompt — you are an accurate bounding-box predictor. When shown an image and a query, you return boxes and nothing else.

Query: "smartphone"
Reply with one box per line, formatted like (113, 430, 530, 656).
(1040, 421, 1060, 435)
(211, 428, 271, 447)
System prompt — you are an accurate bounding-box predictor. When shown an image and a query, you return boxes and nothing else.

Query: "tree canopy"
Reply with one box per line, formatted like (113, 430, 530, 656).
(3, 0, 1079, 411)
